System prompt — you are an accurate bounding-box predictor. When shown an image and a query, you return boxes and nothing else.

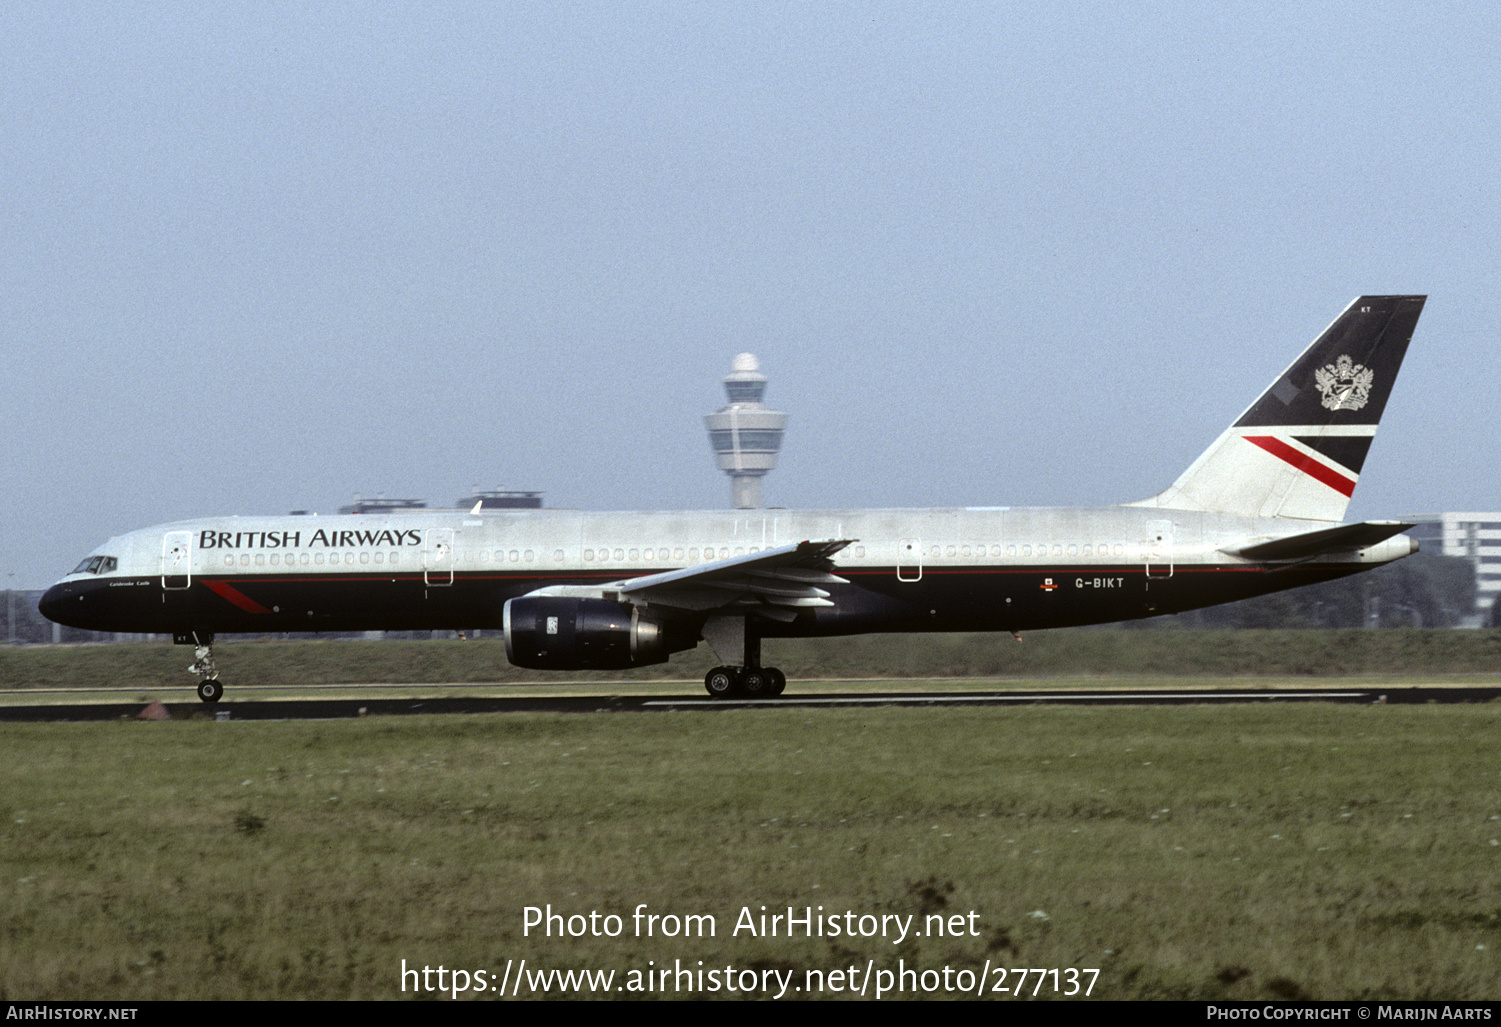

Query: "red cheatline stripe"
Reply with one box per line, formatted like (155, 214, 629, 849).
(1243, 435, 1356, 497)
(203, 579, 273, 614)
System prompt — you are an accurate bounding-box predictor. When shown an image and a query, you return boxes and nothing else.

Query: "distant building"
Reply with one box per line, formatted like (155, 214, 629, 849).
(338, 497, 429, 515)
(1407, 512, 1501, 618)
(704, 353, 786, 509)
(456, 489, 544, 511)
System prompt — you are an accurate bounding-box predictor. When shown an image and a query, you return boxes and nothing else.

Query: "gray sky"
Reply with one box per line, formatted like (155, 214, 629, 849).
(4, 1, 1497, 588)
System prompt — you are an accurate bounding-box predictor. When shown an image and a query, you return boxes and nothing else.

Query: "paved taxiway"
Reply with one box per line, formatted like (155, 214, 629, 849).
(2, 684, 1498, 721)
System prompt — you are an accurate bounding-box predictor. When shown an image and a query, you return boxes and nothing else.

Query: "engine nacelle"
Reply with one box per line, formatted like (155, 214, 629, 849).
(503, 596, 691, 670)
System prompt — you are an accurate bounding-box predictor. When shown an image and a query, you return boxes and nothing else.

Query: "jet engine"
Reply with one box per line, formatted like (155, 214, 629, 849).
(502, 596, 693, 670)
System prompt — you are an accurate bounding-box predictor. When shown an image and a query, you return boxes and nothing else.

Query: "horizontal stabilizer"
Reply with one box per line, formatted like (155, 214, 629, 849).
(1224, 521, 1415, 562)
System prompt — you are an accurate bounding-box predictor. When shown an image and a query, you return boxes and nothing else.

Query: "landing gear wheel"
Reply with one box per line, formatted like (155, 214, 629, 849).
(741, 669, 772, 697)
(704, 666, 739, 698)
(196, 678, 223, 704)
(767, 667, 787, 696)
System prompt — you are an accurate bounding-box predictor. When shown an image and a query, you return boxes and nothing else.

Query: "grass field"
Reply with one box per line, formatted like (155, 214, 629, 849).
(4, 628, 1501, 693)
(4, 700, 1501, 1000)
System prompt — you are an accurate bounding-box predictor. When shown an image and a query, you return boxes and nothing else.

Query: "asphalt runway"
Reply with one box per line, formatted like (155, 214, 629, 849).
(2, 683, 1498, 721)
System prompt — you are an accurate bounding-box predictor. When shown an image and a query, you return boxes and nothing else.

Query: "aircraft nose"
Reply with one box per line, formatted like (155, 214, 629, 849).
(38, 582, 75, 626)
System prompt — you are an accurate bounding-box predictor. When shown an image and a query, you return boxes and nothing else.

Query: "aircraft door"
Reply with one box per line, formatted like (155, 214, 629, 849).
(162, 531, 192, 590)
(424, 528, 455, 586)
(897, 538, 922, 582)
(1145, 519, 1174, 580)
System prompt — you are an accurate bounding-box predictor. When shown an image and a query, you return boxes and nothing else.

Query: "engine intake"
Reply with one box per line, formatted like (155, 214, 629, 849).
(503, 597, 691, 670)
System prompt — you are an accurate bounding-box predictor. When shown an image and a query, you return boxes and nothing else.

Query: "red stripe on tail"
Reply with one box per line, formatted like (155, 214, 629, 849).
(1243, 435, 1356, 497)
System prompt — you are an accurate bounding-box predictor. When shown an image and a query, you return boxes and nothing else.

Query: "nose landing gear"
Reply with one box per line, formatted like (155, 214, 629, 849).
(178, 631, 224, 703)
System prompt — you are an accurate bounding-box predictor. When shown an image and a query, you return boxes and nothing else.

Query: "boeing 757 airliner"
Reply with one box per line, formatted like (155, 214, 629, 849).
(41, 296, 1426, 701)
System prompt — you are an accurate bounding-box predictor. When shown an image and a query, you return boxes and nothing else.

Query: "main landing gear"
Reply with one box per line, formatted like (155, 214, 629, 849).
(703, 665, 787, 699)
(178, 631, 224, 703)
(699, 616, 787, 698)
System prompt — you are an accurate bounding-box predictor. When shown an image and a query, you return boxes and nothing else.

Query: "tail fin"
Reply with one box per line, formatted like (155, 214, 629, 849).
(1128, 295, 1426, 522)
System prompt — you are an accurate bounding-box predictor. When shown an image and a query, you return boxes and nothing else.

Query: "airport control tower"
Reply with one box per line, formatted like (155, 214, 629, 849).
(704, 353, 786, 509)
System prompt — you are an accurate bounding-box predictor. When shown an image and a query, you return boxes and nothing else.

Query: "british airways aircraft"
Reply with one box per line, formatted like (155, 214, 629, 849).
(41, 296, 1426, 702)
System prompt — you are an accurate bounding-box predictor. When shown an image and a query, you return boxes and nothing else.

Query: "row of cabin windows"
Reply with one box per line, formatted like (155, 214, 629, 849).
(224, 551, 406, 567)
(478, 550, 545, 563)
(587, 546, 743, 562)
(213, 547, 814, 568)
(930, 543, 1127, 558)
(581, 544, 872, 563)
(214, 542, 1118, 569)
(216, 547, 792, 568)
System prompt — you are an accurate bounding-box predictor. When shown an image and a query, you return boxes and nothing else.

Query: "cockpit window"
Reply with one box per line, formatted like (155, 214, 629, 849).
(70, 556, 118, 575)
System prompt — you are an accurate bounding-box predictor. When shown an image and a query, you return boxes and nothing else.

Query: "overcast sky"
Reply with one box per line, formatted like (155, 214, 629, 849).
(3, 1, 1497, 587)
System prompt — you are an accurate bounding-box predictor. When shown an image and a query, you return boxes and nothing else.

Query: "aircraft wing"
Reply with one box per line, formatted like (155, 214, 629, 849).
(1223, 521, 1415, 562)
(512, 539, 855, 623)
(613, 539, 854, 622)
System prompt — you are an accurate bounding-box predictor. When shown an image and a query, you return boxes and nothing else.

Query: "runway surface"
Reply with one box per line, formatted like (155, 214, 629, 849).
(2, 683, 1498, 721)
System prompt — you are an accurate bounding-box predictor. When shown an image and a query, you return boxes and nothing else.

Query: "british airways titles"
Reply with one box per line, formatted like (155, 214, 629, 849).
(197, 529, 425, 551)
